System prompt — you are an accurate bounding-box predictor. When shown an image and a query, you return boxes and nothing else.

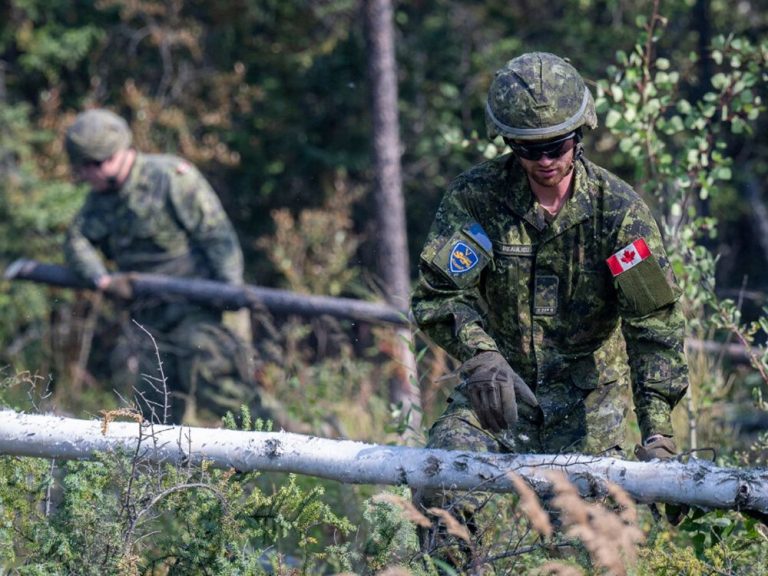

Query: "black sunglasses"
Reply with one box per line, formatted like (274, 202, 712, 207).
(80, 157, 109, 169)
(508, 132, 577, 161)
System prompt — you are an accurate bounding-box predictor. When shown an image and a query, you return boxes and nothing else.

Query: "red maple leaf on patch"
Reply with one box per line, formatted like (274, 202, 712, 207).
(620, 250, 636, 264)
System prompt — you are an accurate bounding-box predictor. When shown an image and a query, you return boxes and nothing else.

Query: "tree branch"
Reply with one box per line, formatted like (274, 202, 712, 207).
(1, 411, 767, 517)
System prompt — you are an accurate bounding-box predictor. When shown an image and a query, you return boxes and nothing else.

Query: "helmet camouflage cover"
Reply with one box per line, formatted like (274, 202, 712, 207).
(65, 108, 132, 165)
(485, 52, 598, 142)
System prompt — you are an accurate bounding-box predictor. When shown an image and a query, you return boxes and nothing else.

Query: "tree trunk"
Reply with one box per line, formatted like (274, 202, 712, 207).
(746, 174, 768, 266)
(364, 0, 421, 432)
(2, 411, 767, 517)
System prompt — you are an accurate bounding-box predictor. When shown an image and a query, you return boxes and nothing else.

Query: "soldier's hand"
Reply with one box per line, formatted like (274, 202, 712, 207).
(98, 273, 134, 300)
(460, 350, 538, 433)
(634, 434, 676, 461)
(635, 435, 689, 525)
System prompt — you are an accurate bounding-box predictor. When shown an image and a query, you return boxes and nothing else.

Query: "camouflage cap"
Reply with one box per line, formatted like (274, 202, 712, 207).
(485, 52, 598, 142)
(65, 108, 132, 165)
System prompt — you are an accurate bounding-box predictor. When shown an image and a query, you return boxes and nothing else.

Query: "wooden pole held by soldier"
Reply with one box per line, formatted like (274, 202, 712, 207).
(4, 258, 410, 328)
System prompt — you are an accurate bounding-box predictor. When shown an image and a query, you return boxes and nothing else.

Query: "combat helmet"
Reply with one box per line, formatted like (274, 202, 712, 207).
(485, 52, 597, 142)
(65, 108, 132, 165)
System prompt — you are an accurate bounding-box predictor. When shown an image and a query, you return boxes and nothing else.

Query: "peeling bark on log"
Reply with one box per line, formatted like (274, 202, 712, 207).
(1, 411, 767, 517)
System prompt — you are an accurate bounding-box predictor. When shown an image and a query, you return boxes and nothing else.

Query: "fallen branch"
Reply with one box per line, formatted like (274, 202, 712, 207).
(1, 411, 767, 517)
(3, 259, 409, 327)
(685, 337, 762, 363)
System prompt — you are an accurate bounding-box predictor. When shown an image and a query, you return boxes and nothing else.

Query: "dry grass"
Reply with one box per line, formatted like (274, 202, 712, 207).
(545, 471, 645, 576)
(371, 493, 432, 528)
(508, 472, 554, 538)
(99, 407, 143, 434)
(375, 568, 413, 576)
(385, 470, 645, 575)
(426, 507, 473, 544)
(534, 561, 585, 576)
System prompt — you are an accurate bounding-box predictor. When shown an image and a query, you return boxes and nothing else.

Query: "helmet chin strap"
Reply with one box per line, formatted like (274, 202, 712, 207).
(573, 128, 584, 159)
(571, 129, 585, 169)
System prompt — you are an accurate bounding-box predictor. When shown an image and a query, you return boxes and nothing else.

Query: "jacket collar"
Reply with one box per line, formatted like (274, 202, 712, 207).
(503, 157, 594, 240)
(117, 151, 144, 198)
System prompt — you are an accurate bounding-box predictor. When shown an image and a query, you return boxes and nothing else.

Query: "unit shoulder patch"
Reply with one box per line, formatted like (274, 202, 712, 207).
(425, 222, 493, 289)
(448, 241, 479, 274)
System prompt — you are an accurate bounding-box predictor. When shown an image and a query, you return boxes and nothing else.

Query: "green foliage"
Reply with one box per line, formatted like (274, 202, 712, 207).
(592, 6, 768, 576)
(0, 102, 87, 376)
(0, 102, 84, 262)
(361, 488, 422, 572)
(639, 510, 768, 576)
(17, 24, 103, 83)
(256, 179, 364, 297)
(597, 6, 768, 444)
(0, 453, 51, 568)
(0, 429, 354, 575)
(2, 0, 768, 574)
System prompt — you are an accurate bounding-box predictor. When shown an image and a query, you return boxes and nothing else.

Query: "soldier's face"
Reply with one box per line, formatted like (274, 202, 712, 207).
(516, 137, 576, 189)
(73, 152, 120, 191)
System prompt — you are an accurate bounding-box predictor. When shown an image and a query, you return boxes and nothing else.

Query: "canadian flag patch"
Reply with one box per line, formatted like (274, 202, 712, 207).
(606, 238, 651, 277)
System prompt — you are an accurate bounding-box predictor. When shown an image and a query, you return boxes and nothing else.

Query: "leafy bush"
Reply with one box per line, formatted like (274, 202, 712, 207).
(0, 406, 355, 575)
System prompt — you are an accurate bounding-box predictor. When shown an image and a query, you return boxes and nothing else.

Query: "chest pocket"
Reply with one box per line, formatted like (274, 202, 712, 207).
(565, 226, 615, 319)
(130, 186, 166, 232)
(118, 185, 184, 250)
(534, 275, 559, 316)
(484, 241, 534, 324)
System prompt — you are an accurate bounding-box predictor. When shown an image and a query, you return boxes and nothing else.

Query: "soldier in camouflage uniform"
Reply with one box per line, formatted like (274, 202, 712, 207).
(64, 108, 263, 425)
(411, 53, 689, 567)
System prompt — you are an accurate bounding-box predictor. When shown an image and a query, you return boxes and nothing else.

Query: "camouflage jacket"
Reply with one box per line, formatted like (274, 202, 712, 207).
(411, 154, 689, 439)
(64, 153, 243, 286)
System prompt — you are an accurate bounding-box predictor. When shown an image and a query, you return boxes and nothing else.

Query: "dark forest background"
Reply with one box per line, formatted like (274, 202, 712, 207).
(2, 1, 768, 573)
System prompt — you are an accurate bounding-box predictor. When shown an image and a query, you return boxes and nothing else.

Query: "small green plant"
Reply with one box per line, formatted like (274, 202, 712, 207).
(0, 401, 355, 575)
(361, 489, 424, 573)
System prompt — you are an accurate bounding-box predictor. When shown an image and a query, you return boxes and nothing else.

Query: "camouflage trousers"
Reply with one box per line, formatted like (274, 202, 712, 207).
(111, 304, 266, 425)
(415, 378, 628, 571)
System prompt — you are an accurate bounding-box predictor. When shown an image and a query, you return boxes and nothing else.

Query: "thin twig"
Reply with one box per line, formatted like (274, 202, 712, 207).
(485, 539, 579, 563)
(132, 319, 170, 425)
(72, 291, 103, 394)
(122, 482, 227, 558)
(44, 458, 55, 517)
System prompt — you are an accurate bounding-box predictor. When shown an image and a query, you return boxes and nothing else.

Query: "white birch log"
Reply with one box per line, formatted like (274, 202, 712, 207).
(1, 410, 767, 517)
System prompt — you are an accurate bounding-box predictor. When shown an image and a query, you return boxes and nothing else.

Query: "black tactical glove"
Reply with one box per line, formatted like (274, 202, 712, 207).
(101, 273, 134, 300)
(460, 350, 538, 433)
(635, 435, 689, 525)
